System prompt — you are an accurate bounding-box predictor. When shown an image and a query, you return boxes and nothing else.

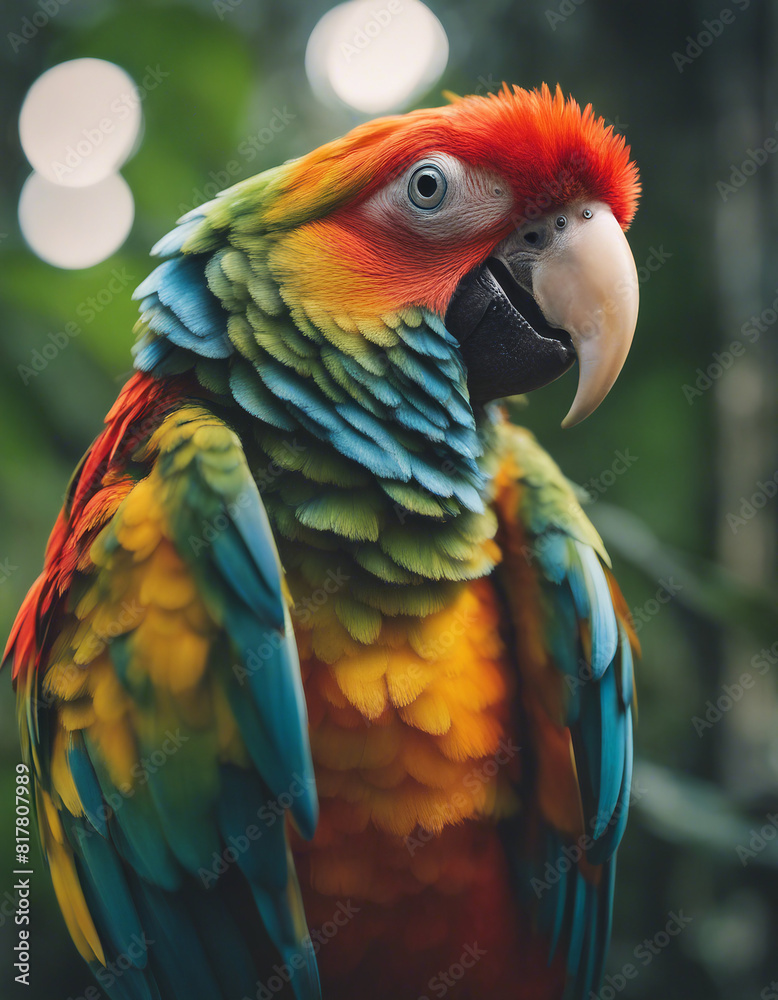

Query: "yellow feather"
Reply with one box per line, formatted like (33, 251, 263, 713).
(398, 690, 451, 736)
(331, 650, 388, 719)
(385, 652, 436, 707)
(88, 718, 138, 790)
(50, 726, 83, 817)
(310, 719, 400, 771)
(47, 835, 105, 964)
(91, 658, 132, 723)
(59, 700, 97, 731)
(43, 658, 90, 701)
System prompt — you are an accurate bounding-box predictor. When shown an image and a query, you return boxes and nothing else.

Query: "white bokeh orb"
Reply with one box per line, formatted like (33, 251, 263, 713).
(306, 0, 449, 115)
(19, 58, 142, 188)
(19, 172, 135, 269)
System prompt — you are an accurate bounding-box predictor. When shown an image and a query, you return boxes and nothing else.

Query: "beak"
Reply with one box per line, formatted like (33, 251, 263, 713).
(445, 204, 639, 427)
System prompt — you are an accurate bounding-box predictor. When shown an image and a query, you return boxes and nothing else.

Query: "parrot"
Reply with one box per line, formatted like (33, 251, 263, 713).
(4, 83, 641, 1000)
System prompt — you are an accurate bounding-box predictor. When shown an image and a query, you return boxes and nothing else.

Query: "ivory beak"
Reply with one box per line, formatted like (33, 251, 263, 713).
(532, 207, 639, 427)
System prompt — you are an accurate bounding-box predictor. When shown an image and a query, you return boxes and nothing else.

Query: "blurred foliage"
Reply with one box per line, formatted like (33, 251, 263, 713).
(0, 1, 776, 998)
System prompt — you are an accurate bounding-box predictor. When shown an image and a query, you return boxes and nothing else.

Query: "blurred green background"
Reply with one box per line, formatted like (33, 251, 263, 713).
(0, 0, 776, 997)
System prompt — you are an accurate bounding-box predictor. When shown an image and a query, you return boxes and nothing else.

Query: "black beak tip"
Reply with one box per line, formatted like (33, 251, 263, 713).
(445, 262, 576, 405)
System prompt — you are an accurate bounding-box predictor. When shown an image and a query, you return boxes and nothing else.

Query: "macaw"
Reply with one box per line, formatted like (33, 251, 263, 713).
(4, 83, 640, 1000)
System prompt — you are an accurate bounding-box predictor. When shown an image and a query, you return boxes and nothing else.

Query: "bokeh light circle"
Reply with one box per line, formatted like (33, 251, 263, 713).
(19, 172, 135, 269)
(306, 0, 449, 114)
(19, 58, 142, 188)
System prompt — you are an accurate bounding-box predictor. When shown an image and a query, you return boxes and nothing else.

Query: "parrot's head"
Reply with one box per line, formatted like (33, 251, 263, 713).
(260, 83, 641, 427)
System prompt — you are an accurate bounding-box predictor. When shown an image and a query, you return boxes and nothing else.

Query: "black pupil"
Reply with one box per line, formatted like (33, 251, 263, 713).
(556, 216, 566, 227)
(417, 173, 438, 198)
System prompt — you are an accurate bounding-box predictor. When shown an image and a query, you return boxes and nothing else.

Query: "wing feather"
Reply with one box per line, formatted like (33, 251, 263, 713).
(494, 421, 637, 997)
(3, 388, 320, 1000)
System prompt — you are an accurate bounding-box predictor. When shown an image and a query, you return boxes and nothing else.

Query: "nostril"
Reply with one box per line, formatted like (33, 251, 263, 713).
(524, 231, 540, 245)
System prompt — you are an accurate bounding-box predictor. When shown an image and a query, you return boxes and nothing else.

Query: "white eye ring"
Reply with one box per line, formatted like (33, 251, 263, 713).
(408, 165, 447, 210)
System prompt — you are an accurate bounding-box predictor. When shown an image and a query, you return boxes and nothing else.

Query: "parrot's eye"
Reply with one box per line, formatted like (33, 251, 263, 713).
(408, 165, 447, 210)
(582, 208, 593, 219)
(555, 215, 568, 229)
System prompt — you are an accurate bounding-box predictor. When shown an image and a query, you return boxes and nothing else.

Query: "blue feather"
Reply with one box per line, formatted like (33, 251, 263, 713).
(139, 296, 231, 361)
(396, 322, 453, 359)
(334, 400, 416, 470)
(132, 334, 174, 372)
(393, 403, 447, 441)
(222, 609, 317, 840)
(587, 718, 633, 864)
(574, 542, 618, 677)
(407, 454, 456, 499)
(546, 836, 569, 962)
(185, 888, 260, 1000)
(386, 345, 453, 401)
(329, 424, 412, 480)
(572, 879, 600, 999)
(133, 257, 230, 352)
(393, 375, 452, 429)
(217, 765, 288, 888)
(450, 477, 486, 514)
(619, 626, 634, 707)
(68, 737, 108, 837)
(151, 219, 203, 258)
(423, 308, 459, 345)
(536, 531, 570, 585)
(229, 362, 297, 431)
(249, 879, 321, 1000)
(69, 817, 146, 964)
(565, 870, 589, 979)
(126, 873, 224, 1000)
(575, 666, 626, 840)
(336, 353, 404, 408)
(443, 425, 484, 461)
(592, 858, 617, 990)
